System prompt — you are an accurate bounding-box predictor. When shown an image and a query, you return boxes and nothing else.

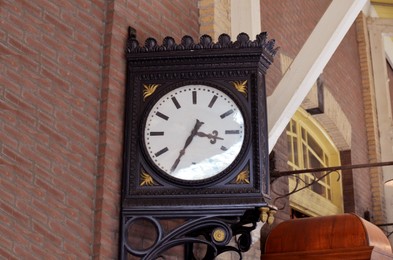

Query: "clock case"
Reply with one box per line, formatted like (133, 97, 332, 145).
(122, 30, 277, 213)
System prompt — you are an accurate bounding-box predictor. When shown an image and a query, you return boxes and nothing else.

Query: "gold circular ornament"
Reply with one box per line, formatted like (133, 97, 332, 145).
(212, 228, 226, 242)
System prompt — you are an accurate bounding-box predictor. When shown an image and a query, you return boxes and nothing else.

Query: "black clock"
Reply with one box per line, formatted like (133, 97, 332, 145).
(120, 30, 277, 260)
(122, 32, 277, 210)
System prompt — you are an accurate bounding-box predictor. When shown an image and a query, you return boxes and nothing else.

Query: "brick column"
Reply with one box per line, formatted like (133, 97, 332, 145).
(199, 0, 231, 40)
(356, 13, 386, 225)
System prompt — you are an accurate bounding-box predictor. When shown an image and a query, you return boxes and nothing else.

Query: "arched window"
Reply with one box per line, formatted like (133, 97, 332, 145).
(286, 109, 343, 216)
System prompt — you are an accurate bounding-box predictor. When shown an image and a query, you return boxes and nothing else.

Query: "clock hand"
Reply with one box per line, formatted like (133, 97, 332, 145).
(196, 130, 224, 144)
(170, 119, 204, 173)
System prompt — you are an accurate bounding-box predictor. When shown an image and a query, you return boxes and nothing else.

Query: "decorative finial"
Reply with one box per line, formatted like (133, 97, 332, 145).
(128, 26, 136, 39)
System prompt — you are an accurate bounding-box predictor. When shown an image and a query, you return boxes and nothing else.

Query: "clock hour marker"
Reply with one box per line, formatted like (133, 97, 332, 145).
(156, 111, 169, 121)
(150, 131, 164, 136)
(171, 97, 181, 109)
(208, 95, 218, 108)
(220, 109, 234, 119)
(225, 130, 240, 134)
(155, 147, 168, 157)
(192, 91, 197, 104)
(220, 146, 228, 151)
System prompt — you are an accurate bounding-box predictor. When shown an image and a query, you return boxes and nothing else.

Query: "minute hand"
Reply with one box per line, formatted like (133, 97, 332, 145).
(196, 130, 224, 144)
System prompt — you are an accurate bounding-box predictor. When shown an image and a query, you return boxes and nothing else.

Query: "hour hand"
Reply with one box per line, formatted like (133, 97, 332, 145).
(196, 130, 223, 144)
(170, 119, 204, 172)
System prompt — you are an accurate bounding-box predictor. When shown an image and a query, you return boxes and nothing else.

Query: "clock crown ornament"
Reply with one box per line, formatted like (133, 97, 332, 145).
(126, 28, 279, 58)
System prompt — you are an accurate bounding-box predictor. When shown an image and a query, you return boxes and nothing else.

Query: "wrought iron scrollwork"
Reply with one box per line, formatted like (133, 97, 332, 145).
(271, 169, 341, 207)
(121, 209, 263, 260)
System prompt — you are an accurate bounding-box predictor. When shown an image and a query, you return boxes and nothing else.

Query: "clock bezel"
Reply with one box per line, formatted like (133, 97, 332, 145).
(140, 81, 251, 187)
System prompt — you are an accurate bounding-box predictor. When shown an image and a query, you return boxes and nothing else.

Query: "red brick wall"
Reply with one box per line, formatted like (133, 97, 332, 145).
(1, 0, 106, 259)
(1, 0, 199, 259)
(326, 23, 372, 217)
(260, 0, 373, 222)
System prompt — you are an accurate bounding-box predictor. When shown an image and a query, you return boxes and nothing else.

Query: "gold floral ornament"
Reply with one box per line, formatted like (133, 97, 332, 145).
(140, 171, 155, 186)
(143, 84, 160, 101)
(235, 169, 250, 184)
(231, 80, 247, 97)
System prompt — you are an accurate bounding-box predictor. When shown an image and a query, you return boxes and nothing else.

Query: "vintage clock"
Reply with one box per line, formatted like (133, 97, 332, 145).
(120, 28, 277, 259)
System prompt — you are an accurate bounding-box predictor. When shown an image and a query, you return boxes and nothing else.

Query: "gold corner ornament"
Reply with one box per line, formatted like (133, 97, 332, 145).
(140, 171, 155, 186)
(231, 80, 247, 97)
(143, 84, 160, 101)
(235, 169, 250, 184)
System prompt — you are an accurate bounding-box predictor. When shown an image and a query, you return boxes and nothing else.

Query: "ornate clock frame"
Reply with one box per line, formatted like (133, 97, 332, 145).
(120, 27, 277, 259)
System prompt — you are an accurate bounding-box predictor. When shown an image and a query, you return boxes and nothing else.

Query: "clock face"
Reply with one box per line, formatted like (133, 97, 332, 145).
(143, 84, 245, 181)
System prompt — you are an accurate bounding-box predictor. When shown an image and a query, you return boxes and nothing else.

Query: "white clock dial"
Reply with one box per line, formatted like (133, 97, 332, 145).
(144, 85, 245, 181)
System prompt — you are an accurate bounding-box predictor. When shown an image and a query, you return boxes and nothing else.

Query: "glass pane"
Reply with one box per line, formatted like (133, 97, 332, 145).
(326, 174, 330, 185)
(304, 175, 310, 184)
(313, 171, 324, 179)
(303, 144, 309, 168)
(287, 136, 293, 162)
(312, 182, 326, 197)
(308, 134, 323, 159)
(291, 120, 297, 133)
(301, 127, 307, 140)
(145, 85, 245, 181)
(293, 137, 298, 166)
(310, 151, 323, 169)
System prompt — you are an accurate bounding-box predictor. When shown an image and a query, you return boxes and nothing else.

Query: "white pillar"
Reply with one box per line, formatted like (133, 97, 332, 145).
(230, 0, 261, 38)
(368, 18, 393, 246)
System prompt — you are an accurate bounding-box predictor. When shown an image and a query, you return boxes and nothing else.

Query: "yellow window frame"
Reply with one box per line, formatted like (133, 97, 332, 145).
(286, 109, 343, 216)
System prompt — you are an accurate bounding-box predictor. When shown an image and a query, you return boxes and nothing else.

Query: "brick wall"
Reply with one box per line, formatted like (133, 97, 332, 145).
(1, 1, 106, 259)
(1, 0, 200, 259)
(199, 0, 231, 40)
